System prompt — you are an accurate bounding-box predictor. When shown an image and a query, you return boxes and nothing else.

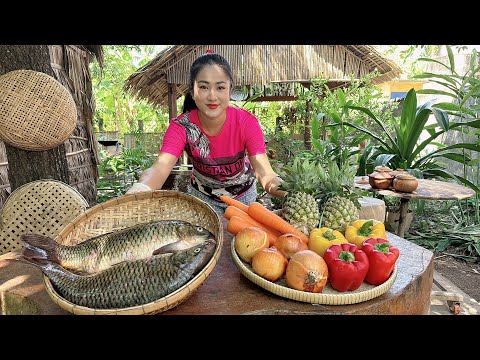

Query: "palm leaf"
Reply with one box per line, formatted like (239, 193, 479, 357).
(413, 73, 459, 85)
(416, 89, 457, 98)
(416, 57, 452, 72)
(334, 122, 396, 153)
(431, 108, 450, 131)
(446, 45, 457, 76)
(460, 83, 480, 107)
(433, 102, 477, 117)
(345, 105, 398, 150)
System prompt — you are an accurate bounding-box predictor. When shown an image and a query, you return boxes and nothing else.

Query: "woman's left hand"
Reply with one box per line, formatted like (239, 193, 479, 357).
(249, 153, 286, 198)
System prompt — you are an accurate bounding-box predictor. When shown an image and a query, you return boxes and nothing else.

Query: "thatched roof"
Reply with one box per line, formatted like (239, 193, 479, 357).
(78, 45, 104, 67)
(124, 45, 402, 108)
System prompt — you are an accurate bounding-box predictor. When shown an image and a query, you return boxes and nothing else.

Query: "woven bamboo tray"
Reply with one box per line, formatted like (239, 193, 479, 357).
(44, 190, 224, 315)
(0, 69, 77, 151)
(0, 180, 89, 255)
(231, 239, 397, 305)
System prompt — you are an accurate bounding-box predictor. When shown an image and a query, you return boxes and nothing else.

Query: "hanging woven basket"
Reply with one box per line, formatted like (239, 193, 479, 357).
(0, 69, 77, 151)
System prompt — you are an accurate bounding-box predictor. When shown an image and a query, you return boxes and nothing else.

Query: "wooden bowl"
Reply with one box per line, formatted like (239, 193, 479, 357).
(368, 173, 393, 189)
(393, 173, 418, 193)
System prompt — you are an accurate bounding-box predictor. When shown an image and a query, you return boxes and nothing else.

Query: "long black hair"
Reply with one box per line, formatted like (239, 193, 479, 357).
(182, 52, 234, 113)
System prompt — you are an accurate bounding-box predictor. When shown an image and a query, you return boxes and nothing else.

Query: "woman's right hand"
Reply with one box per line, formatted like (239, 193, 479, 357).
(126, 182, 153, 194)
(125, 152, 179, 194)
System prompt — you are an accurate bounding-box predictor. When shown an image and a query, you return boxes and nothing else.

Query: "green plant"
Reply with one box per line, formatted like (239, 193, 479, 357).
(408, 221, 480, 261)
(414, 45, 480, 224)
(266, 130, 307, 166)
(91, 45, 171, 135)
(96, 144, 156, 203)
(311, 88, 371, 170)
(295, 73, 393, 171)
(341, 88, 480, 192)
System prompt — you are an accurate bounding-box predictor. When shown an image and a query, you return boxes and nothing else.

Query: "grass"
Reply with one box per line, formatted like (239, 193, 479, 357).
(405, 199, 480, 262)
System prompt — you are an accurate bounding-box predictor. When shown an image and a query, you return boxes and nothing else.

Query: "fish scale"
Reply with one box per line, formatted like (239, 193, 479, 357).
(22, 220, 214, 274)
(38, 240, 216, 309)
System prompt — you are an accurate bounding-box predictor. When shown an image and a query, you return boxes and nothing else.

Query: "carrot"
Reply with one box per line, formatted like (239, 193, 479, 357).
(224, 206, 281, 236)
(219, 195, 249, 213)
(227, 216, 253, 235)
(226, 216, 270, 246)
(247, 202, 310, 244)
(224, 206, 280, 246)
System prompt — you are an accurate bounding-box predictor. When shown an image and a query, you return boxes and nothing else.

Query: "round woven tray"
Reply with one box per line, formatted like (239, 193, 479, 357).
(0, 180, 89, 255)
(0, 69, 77, 151)
(44, 190, 224, 315)
(231, 239, 397, 305)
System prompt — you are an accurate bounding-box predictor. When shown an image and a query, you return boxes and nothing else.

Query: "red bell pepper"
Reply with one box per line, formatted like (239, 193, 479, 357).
(323, 243, 369, 292)
(361, 238, 400, 285)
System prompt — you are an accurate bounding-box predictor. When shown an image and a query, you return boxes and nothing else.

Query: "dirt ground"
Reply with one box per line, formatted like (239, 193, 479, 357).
(433, 249, 480, 302)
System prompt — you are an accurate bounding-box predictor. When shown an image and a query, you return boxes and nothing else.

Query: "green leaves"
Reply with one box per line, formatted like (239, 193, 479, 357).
(340, 87, 480, 184)
(91, 45, 171, 135)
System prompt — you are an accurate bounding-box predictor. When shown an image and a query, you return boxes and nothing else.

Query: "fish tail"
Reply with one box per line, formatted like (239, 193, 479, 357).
(17, 255, 50, 268)
(21, 234, 61, 264)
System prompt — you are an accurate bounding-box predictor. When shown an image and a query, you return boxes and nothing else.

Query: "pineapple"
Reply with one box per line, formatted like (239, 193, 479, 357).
(277, 158, 322, 236)
(282, 192, 319, 236)
(316, 161, 361, 233)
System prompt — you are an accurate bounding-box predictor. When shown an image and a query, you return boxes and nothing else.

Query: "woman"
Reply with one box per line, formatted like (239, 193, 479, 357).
(127, 51, 286, 213)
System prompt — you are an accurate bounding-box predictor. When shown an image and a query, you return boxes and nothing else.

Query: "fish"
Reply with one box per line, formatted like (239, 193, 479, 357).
(21, 239, 217, 309)
(21, 220, 214, 274)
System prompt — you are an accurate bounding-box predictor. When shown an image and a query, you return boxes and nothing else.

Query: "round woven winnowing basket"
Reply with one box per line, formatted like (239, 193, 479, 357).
(0, 180, 89, 255)
(231, 239, 397, 305)
(44, 190, 224, 315)
(0, 69, 77, 151)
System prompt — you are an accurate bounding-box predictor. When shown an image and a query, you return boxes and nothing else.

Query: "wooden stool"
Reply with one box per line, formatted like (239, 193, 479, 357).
(358, 196, 385, 223)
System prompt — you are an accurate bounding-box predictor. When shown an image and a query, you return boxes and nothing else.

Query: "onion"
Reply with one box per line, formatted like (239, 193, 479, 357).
(252, 246, 288, 282)
(285, 250, 328, 293)
(235, 227, 269, 263)
(276, 233, 308, 259)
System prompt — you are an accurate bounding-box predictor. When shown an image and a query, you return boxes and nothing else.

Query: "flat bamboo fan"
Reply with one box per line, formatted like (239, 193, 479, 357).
(0, 179, 89, 255)
(0, 69, 77, 151)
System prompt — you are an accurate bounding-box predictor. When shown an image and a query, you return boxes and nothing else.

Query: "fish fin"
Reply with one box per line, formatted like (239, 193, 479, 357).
(152, 240, 187, 255)
(17, 255, 51, 270)
(21, 234, 60, 264)
(69, 268, 90, 276)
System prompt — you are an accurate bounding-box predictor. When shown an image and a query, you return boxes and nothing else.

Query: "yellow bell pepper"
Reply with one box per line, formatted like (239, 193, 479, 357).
(308, 227, 347, 257)
(344, 219, 387, 248)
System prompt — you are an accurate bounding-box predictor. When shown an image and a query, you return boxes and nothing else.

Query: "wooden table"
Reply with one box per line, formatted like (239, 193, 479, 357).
(354, 177, 476, 238)
(0, 219, 434, 315)
(160, 218, 434, 315)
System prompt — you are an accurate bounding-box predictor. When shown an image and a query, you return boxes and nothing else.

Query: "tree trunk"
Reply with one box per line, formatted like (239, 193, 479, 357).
(0, 45, 69, 191)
